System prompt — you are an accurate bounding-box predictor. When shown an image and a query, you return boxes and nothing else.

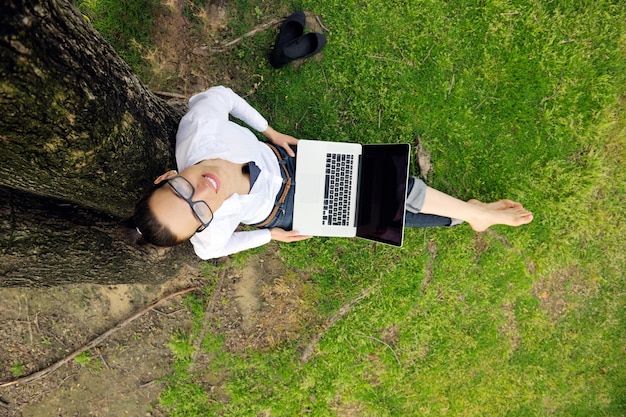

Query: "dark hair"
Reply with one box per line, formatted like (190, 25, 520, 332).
(120, 181, 184, 247)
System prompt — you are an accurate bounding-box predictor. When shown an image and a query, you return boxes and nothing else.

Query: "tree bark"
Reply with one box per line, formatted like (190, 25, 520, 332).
(0, 186, 199, 286)
(0, 0, 199, 286)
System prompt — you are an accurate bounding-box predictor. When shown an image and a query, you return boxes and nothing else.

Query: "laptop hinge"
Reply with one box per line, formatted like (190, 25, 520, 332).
(353, 153, 364, 227)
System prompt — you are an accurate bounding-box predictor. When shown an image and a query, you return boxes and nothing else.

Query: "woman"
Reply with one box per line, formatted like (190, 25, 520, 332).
(124, 86, 533, 260)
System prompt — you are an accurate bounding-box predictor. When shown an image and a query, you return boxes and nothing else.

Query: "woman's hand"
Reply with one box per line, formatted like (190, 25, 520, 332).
(270, 228, 312, 243)
(263, 126, 298, 157)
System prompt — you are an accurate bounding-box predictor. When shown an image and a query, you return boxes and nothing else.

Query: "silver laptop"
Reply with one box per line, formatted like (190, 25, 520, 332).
(293, 140, 411, 247)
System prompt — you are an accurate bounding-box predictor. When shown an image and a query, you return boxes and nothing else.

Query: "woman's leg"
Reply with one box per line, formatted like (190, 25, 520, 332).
(406, 177, 533, 231)
(404, 177, 457, 228)
(420, 187, 533, 231)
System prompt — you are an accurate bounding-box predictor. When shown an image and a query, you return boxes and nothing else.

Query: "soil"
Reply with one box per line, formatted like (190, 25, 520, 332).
(0, 268, 198, 417)
(0, 244, 313, 416)
(0, 2, 319, 416)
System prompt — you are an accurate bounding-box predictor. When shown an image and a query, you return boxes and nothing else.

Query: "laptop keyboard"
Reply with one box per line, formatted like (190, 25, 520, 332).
(323, 153, 354, 226)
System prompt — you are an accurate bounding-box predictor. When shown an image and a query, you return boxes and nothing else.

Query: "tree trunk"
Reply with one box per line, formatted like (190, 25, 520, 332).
(0, 186, 200, 286)
(0, 0, 199, 286)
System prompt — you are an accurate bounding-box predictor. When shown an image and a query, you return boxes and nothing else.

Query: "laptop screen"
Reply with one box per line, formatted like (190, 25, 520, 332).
(355, 143, 410, 247)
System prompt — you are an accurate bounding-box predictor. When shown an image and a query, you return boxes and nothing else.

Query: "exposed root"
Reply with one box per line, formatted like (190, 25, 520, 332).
(0, 285, 202, 388)
(300, 286, 374, 363)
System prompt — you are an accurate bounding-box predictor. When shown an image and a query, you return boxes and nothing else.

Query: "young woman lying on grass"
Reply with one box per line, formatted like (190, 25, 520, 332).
(123, 86, 533, 259)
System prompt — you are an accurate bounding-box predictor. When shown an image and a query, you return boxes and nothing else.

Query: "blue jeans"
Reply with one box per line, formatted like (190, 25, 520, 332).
(262, 144, 297, 230)
(261, 146, 452, 230)
(404, 177, 452, 227)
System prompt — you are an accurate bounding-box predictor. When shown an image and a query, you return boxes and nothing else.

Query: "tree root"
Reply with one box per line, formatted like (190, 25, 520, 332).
(0, 285, 202, 388)
(300, 286, 374, 363)
(189, 270, 227, 372)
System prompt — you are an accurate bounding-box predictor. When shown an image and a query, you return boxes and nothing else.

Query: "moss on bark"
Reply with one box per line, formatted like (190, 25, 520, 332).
(0, 0, 198, 286)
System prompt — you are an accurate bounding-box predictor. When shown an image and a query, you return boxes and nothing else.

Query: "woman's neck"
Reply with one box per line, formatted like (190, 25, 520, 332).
(197, 158, 251, 195)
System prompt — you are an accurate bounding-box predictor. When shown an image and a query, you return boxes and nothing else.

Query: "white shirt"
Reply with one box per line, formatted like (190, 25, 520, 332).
(175, 86, 282, 259)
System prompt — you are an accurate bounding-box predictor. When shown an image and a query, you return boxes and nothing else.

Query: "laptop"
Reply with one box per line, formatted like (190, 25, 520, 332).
(293, 140, 411, 247)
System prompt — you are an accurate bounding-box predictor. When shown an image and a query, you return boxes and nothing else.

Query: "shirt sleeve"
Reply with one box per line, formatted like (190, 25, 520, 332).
(188, 86, 269, 133)
(190, 229, 272, 260)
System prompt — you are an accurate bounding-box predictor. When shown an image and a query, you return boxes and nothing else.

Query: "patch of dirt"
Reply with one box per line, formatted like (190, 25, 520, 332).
(330, 393, 367, 416)
(380, 324, 400, 347)
(143, 2, 325, 97)
(0, 268, 201, 417)
(532, 264, 600, 321)
(143, 0, 230, 94)
(473, 233, 490, 257)
(498, 301, 522, 354)
(143, 0, 313, 98)
(209, 248, 315, 353)
(0, 244, 307, 416)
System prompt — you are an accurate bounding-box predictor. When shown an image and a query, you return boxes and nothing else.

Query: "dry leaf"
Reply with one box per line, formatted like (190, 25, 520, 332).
(415, 135, 432, 181)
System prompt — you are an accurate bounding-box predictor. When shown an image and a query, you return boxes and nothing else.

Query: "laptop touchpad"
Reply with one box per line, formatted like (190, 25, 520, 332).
(296, 174, 321, 203)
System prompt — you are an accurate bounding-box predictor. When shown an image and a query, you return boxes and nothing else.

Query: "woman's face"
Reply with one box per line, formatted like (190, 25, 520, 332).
(149, 163, 229, 240)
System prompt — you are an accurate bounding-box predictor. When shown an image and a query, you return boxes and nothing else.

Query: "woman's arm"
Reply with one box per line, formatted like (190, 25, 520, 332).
(191, 87, 299, 155)
(191, 229, 272, 260)
(189, 86, 269, 132)
(262, 126, 298, 157)
(270, 228, 312, 242)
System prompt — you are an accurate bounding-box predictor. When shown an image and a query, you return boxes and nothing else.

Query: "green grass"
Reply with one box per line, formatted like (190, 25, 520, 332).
(86, 0, 626, 414)
(75, 0, 160, 77)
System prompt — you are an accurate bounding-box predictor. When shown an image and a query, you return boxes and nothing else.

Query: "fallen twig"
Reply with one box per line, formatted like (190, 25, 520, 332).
(98, 351, 110, 371)
(153, 308, 184, 316)
(422, 45, 434, 63)
(139, 380, 156, 388)
(300, 287, 374, 363)
(193, 18, 282, 55)
(190, 271, 227, 372)
(358, 334, 402, 367)
(315, 15, 329, 32)
(0, 285, 202, 388)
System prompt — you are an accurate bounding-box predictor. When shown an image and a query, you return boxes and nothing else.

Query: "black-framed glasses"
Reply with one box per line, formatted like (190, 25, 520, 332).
(166, 176, 214, 232)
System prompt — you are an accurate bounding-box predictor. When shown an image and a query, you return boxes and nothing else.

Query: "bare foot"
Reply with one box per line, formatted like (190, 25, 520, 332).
(466, 199, 533, 232)
(468, 199, 521, 210)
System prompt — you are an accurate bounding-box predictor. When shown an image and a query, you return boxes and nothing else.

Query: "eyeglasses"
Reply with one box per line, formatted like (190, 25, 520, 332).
(166, 176, 214, 232)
